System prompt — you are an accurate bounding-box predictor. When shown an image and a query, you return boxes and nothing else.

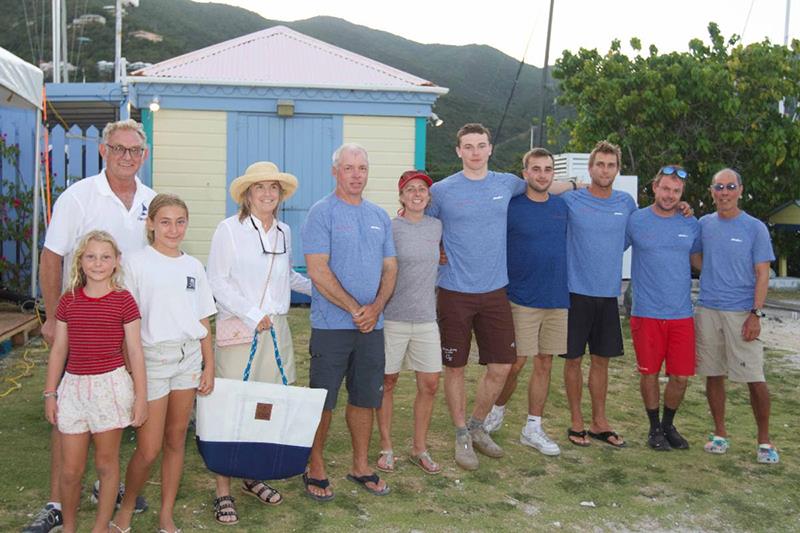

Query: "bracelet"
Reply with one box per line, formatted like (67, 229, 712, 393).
(43, 391, 58, 399)
(570, 180, 577, 191)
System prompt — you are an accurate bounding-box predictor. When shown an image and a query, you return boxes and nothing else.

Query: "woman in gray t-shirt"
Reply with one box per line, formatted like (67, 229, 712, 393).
(376, 170, 443, 475)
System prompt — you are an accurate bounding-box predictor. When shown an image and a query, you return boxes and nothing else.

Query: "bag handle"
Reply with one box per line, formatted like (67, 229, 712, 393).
(242, 221, 287, 385)
(242, 326, 288, 385)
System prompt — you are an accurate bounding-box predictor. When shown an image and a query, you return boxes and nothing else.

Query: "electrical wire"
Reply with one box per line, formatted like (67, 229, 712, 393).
(0, 349, 36, 399)
(741, 0, 757, 40)
(20, 0, 38, 64)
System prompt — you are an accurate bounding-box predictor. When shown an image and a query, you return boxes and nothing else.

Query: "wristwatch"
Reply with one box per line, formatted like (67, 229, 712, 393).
(750, 308, 765, 318)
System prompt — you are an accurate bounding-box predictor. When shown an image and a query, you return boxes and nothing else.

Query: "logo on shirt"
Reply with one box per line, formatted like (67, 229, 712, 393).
(493, 195, 504, 200)
(186, 276, 196, 290)
(137, 202, 148, 221)
(613, 212, 624, 216)
(730, 238, 743, 243)
(677, 234, 689, 238)
(370, 225, 381, 230)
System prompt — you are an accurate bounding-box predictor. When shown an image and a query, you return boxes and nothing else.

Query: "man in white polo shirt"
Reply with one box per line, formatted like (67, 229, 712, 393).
(24, 120, 156, 533)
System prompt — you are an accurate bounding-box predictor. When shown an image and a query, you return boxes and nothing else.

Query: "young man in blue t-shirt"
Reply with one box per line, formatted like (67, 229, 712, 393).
(694, 168, 778, 464)
(626, 165, 701, 451)
(427, 123, 527, 470)
(560, 141, 637, 448)
(482, 148, 568, 457)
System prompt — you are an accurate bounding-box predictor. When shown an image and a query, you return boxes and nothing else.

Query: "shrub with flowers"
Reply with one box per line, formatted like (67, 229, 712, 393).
(0, 132, 41, 296)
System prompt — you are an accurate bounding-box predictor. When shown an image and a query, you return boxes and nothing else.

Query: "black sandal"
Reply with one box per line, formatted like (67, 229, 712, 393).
(242, 479, 283, 505)
(567, 428, 591, 447)
(213, 495, 239, 526)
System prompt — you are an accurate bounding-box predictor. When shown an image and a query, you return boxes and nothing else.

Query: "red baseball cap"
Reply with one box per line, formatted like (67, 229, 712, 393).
(398, 170, 433, 191)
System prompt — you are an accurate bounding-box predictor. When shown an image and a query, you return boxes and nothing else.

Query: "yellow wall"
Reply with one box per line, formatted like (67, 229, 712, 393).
(152, 110, 226, 262)
(769, 202, 800, 225)
(343, 115, 415, 214)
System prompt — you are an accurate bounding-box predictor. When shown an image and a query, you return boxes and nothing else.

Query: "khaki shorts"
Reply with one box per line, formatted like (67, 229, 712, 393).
(57, 366, 134, 434)
(695, 306, 765, 383)
(144, 339, 202, 401)
(215, 314, 296, 385)
(510, 303, 568, 357)
(384, 320, 442, 374)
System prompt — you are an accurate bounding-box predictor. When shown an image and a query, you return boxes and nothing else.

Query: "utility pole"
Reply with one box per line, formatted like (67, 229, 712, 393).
(785, 0, 791, 46)
(536, 0, 555, 147)
(61, 0, 69, 82)
(115, 0, 122, 82)
(51, 0, 60, 82)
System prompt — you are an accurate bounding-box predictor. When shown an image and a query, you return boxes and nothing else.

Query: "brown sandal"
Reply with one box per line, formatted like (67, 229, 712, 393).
(213, 495, 239, 526)
(242, 479, 283, 505)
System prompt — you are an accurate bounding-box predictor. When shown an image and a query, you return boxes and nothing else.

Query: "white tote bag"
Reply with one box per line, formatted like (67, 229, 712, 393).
(196, 327, 326, 480)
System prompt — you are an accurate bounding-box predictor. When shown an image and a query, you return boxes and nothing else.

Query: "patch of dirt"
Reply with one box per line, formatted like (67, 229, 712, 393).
(761, 316, 800, 369)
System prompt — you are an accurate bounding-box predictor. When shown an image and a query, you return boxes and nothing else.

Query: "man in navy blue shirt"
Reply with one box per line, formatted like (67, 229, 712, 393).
(483, 148, 568, 457)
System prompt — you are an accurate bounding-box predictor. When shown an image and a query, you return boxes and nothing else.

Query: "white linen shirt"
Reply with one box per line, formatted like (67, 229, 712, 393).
(43, 169, 157, 288)
(207, 215, 312, 328)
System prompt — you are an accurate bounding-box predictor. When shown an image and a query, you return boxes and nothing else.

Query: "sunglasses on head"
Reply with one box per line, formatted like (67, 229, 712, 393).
(712, 183, 739, 191)
(660, 166, 688, 179)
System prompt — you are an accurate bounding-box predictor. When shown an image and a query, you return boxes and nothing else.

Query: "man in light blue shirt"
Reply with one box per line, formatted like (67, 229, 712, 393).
(427, 123, 526, 470)
(626, 165, 701, 452)
(560, 141, 637, 448)
(694, 168, 778, 464)
(302, 143, 398, 499)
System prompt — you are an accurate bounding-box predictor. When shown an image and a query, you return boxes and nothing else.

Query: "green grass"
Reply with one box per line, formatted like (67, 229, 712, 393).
(1, 309, 799, 532)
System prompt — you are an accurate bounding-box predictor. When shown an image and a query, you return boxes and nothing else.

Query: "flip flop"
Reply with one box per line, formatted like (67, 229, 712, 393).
(567, 428, 590, 447)
(588, 430, 626, 448)
(303, 472, 335, 502)
(376, 449, 395, 473)
(346, 473, 391, 496)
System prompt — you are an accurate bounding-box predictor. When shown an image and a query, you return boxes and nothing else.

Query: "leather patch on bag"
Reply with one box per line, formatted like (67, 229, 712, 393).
(255, 403, 273, 421)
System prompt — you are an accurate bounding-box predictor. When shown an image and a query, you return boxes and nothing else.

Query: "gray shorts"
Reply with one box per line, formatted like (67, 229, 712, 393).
(309, 328, 385, 410)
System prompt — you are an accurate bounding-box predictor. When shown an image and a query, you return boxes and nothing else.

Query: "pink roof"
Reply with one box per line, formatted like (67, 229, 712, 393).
(132, 25, 447, 94)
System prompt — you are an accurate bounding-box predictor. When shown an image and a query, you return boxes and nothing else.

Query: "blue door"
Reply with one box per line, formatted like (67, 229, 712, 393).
(227, 113, 339, 301)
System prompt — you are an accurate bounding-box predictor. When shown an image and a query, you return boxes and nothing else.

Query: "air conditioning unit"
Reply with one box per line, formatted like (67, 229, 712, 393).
(554, 153, 590, 182)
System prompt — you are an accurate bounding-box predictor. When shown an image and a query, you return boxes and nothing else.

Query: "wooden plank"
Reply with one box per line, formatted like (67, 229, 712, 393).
(0, 313, 40, 346)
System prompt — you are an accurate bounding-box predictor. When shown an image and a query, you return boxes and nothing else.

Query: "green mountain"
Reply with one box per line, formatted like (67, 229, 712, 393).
(1, 0, 563, 174)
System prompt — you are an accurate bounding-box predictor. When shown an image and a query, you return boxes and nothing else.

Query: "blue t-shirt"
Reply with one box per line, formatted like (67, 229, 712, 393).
(697, 211, 774, 312)
(428, 171, 526, 293)
(507, 194, 569, 309)
(562, 188, 637, 298)
(301, 193, 396, 329)
(626, 208, 701, 319)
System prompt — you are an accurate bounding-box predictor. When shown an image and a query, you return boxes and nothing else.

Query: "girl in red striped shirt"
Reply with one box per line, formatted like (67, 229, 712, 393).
(43, 230, 148, 533)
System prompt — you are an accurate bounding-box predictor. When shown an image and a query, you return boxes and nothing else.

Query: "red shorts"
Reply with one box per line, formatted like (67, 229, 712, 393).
(630, 316, 695, 376)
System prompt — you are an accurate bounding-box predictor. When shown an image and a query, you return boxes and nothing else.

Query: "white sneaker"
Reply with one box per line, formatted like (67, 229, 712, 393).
(520, 426, 561, 456)
(483, 406, 505, 434)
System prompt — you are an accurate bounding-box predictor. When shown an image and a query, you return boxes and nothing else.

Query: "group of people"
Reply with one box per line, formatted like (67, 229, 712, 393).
(22, 119, 778, 533)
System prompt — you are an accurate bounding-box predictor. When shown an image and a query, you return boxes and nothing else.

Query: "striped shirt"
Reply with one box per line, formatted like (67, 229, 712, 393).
(56, 288, 141, 375)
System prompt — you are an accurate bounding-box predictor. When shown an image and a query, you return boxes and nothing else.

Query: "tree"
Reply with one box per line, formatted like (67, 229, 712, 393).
(551, 23, 800, 271)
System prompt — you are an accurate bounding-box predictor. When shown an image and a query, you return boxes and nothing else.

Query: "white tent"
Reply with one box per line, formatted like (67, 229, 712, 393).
(0, 46, 44, 297)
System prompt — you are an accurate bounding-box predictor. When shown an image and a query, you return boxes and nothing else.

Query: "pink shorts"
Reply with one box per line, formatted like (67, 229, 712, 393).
(57, 366, 134, 434)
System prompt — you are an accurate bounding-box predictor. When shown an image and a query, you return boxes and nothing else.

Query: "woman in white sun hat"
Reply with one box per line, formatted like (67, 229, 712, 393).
(206, 161, 312, 525)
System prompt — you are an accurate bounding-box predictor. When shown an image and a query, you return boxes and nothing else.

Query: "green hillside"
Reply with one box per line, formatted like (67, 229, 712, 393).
(1, 0, 563, 173)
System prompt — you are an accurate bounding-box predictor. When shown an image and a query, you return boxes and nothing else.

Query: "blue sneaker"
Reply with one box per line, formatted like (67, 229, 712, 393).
(91, 480, 148, 513)
(757, 444, 780, 464)
(21, 503, 63, 533)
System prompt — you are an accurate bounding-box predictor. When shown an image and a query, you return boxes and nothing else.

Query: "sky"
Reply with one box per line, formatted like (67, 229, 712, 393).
(196, 0, 796, 66)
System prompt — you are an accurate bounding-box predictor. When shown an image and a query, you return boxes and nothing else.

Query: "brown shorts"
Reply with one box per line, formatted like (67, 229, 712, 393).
(437, 287, 517, 368)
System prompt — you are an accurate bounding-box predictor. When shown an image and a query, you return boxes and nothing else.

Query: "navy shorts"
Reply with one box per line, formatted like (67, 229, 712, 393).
(309, 328, 385, 410)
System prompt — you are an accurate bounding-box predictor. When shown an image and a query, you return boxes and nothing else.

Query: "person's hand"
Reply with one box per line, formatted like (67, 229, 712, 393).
(256, 315, 272, 333)
(439, 246, 448, 265)
(353, 303, 381, 333)
(131, 397, 148, 427)
(45, 396, 58, 425)
(742, 314, 761, 342)
(677, 201, 694, 218)
(198, 365, 215, 396)
(41, 318, 56, 346)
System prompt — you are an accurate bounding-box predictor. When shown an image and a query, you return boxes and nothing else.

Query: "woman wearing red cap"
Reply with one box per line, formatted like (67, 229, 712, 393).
(375, 170, 443, 474)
